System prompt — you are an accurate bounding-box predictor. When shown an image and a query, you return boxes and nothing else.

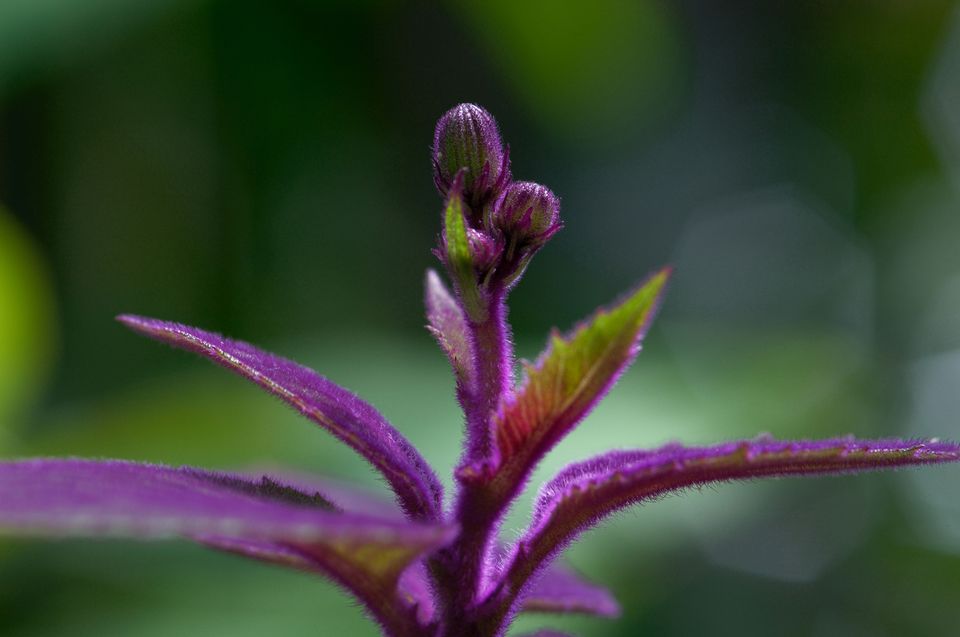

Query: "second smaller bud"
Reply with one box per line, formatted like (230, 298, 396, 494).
(492, 181, 561, 245)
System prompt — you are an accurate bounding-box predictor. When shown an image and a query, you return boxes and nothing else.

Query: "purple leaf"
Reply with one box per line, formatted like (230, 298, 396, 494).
(502, 436, 960, 613)
(0, 458, 456, 634)
(262, 468, 405, 519)
(398, 561, 438, 626)
(425, 268, 475, 393)
(186, 477, 438, 627)
(117, 314, 444, 521)
(387, 555, 620, 627)
(201, 537, 438, 628)
(521, 563, 620, 618)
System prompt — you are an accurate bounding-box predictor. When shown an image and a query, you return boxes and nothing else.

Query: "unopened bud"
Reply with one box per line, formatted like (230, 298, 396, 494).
(433, 104, 510, 210)
(466, 228, 500, 272)
(492, 181, 561, 242)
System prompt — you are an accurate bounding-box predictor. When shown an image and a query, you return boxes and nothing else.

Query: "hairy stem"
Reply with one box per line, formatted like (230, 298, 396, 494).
(432, 285, 515, 637)
(463, 284, 512, 462)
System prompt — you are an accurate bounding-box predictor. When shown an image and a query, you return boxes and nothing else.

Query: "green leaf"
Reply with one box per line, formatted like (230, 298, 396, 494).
(494, 268, 670, 466)
(443, 187, 486, 322)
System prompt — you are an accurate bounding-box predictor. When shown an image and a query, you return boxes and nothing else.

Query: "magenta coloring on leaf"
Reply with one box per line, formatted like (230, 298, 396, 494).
(521, 563, 621, 618)
(491, 435, 960, 623)
(116, 314, 443, 522)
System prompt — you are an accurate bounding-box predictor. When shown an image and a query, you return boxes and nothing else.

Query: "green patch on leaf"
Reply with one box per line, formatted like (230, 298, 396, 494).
(495, 268, 671, 462)
(443, 190, 486, 323)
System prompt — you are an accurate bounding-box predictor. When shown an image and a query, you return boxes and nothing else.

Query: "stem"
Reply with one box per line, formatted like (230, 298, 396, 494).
(430, 488, 501, 637)
(463, 284, 512, 462)
(432, 284, 515, 637)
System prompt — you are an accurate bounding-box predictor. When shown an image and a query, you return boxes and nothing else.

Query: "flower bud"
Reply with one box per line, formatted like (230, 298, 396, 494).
(433, 104, 510, 210)
(466, 228, 501, 272)
(492, 181, 561, 242)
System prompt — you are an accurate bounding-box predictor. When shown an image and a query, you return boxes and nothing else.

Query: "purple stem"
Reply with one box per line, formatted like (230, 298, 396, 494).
(463, 284, 513, 463)
(433, 284, 515, 637)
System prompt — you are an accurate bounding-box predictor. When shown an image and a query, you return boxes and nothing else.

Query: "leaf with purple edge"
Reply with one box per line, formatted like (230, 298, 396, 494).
(489, 268, 670, 477)
(521, 563, 620, 618)
(262, 468, 406, 519)
(199, 535, 326, 571)
(209, 469, 440, 625)
(501, 436, 960, 612)
(425, 268, 475, 393)
(116, 314, 444, 521)
(0, 458, 456, 635)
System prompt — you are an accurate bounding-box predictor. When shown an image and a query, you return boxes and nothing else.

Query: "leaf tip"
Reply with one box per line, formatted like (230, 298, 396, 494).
(645, 264, 673, 297)
(115, 313, 142, 326)
(116, 313, 155, 334)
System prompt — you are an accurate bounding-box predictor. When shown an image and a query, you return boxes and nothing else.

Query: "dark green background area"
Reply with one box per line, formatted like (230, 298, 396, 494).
(2, 1, 960, 635)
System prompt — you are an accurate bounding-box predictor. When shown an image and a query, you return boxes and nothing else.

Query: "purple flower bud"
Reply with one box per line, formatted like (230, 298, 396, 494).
(433, 104, 510, 210)
(493, 181, 561, 243)
(466, 228, 500, 272)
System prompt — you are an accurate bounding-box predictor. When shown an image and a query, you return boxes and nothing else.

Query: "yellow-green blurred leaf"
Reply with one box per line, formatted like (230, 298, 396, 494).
(0, 206, 56, 443)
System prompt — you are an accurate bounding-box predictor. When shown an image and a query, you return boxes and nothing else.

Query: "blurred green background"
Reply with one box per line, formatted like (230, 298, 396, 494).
(2, 0, 960, 635)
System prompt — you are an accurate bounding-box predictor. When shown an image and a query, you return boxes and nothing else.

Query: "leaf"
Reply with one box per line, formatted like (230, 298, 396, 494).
(380, 554, 619, 627)
(521, 563, 620, 618)
(442, 181, 485, 322)
(199, 535, 325, 571)
(503, 436, 960, 605)
(194, 477, 437, 625)
(397, 561, 437, 626)
(264, 469, 406, 519)
(0, 458, 456, 634)
(425, 268, 475, 392)
(493, 268, 670, 471)
(117, 315, 444, 521)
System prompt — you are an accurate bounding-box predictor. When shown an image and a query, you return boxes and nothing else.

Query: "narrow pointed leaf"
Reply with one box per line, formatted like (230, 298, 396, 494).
(503, 436, 960, 605)
(425, 268, 475, 392)
(199, 535, 324, 571)
(264, 469, 405, 519)
(521, 563, 620, 617)
(491, 268, 670, 475)
(203, 471, 435, 623)
(0, 458, 454, 559)
(117, 315, 444, 521)
(0, 459, 456, 634)
(443, 183, 485, 322)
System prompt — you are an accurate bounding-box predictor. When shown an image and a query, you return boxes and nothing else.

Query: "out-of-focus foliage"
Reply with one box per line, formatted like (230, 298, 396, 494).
(2, 1, 960, 635)
(0, 207, 55, 444)
(452, 0, 682, 145)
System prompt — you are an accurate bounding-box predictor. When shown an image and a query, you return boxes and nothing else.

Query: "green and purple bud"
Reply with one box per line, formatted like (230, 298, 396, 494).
(492, 181, 562, 248)
(438, 175, 488, 322)
(466, 227, 501, 273)
(433, 103, 511, 212)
